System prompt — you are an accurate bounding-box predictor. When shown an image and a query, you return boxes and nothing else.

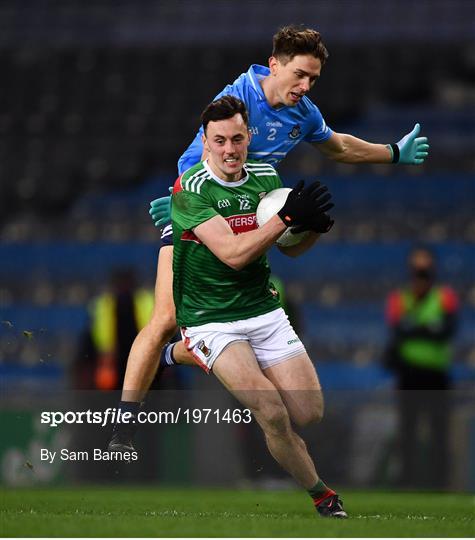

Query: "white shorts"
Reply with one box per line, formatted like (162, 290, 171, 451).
(181, 308, 306, 373)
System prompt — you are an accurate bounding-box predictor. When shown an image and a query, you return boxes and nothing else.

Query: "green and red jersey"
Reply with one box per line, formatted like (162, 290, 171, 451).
(171, 160, 282, 327)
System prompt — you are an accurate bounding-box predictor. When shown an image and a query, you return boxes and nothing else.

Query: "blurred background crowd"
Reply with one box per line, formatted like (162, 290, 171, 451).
(0, 0, 474, 492)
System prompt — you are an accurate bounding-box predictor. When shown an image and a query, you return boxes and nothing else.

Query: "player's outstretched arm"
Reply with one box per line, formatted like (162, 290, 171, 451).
(314, 124, 429, 165)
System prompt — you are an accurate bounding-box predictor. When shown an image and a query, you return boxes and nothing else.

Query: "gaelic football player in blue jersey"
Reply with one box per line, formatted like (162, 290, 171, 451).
(110, 26, 429, 469)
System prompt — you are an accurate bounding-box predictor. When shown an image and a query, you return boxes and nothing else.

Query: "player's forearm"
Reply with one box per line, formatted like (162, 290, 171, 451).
(225, 215, 286, 270)
(278, 232, 320, 258)
(329, 134, 392, 164)
(195, 214, 286, 271)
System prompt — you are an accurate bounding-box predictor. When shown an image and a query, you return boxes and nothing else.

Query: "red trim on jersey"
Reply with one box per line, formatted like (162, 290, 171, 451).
(440, 286, 459, 314)
(181, 329, 210, 374)
(386, 290, 404, 326)
(181, 230, 202, 244)
(173, 174, 184, 194)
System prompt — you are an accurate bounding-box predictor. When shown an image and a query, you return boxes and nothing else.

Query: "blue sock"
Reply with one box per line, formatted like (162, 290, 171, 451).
(159, 342, 177, 368)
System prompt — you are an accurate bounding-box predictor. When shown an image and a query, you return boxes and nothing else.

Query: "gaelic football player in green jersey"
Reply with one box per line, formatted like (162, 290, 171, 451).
(170, 95, 346, 518)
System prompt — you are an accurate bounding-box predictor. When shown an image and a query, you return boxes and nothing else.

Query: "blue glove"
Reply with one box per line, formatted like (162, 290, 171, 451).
(388, 123, 429, 165)
(149, 187, 172, 227)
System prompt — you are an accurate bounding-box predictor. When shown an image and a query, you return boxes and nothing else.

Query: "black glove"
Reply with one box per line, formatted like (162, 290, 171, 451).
(292, 215, 334, 234)
(277, 180, 334, 234)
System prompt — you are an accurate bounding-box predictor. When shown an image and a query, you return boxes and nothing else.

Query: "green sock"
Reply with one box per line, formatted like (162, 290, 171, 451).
(307, 479, 335, 504)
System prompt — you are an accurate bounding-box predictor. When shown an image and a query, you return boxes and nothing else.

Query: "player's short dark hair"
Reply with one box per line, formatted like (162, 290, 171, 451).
(201, 95, 249, 133)
(272, 25, 329, 65)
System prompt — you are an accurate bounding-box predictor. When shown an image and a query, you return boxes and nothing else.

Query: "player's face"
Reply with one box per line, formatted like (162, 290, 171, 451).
(269, 54, 322, 106)
(202, 114, 250, 181)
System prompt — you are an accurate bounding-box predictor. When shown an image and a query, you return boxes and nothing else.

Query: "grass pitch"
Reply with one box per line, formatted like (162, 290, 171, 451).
(1, 487, 473, 537)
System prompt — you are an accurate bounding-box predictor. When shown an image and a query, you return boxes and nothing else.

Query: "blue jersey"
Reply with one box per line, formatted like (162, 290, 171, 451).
(162, 64, 332, 246)
(177, 64, 332, 174)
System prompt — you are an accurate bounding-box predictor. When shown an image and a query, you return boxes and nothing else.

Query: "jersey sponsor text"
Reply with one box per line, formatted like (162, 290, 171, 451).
(225, 213, 257, 233)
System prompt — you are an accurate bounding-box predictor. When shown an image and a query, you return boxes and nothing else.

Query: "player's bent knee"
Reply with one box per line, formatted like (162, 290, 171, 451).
(143, 319, 177, 349)
(149, 312, 177, 339)
(292, 402, 324, 427)
(306, 406, 324, 425)
(257, 403, 291, 436)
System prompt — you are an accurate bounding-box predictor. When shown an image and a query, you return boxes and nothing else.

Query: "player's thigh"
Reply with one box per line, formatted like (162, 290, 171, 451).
(264, 352, 321, 391)
(263, 352, 323, 426)
(151, 246, 176, 327)
(212, 341, 286, 424)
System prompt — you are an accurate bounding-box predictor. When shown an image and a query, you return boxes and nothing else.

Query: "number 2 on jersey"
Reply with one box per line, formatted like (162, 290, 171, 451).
(267, 128, 277, 141)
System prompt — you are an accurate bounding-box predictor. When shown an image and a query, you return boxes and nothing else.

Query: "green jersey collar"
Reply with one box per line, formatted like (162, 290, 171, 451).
(203, 159, 250, 187)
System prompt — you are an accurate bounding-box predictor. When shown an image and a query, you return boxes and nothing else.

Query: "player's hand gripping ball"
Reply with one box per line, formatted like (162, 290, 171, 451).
(256, 188, 310, 247)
